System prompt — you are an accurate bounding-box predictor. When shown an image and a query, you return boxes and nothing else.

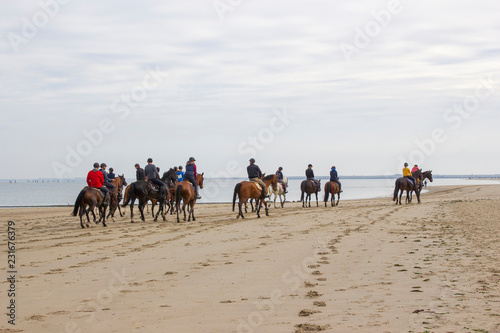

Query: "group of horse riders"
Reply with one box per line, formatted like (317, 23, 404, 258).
(133, 157, 202, 199)
(246, 158, 343, 198)
(87, 157, 202, 206)
(86, 162, 116, 205)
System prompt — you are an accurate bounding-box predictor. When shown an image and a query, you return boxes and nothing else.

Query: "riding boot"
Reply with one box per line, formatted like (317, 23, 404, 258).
(103, 192, 109, 206)
(284, 186, 288, 194)
(195, 185, 201, 199)
(316, 180, 321, 192)
(262, 188, 269, 199)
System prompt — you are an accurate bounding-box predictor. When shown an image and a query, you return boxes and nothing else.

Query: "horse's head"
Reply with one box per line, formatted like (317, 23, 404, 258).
(197, 172, 204, 189)
(263, 174, 278, 191)
(162, 168, 178, 186)
(119, 175, 127, 187)
(423, 170, 433, 182)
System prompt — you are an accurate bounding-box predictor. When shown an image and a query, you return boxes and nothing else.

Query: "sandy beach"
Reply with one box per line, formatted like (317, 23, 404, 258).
(1, 184, 500, 333)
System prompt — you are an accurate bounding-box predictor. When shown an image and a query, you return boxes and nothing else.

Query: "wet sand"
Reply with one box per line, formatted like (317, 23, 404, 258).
(1, 185, 499, 333)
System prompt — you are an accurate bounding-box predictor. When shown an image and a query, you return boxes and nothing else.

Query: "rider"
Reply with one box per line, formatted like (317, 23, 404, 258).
(107, 168, 116, 180)
(411, 164, 419, 174)
(330, 166, 342, 193)
(145, 158, 165, 192)
(177, 165, 185, 182)
(87, 162, 108, 205)
(275, 167, 288, 193)
(100, 163, 116, 195)
(305, 164, 321, 192)
(185, 157, 201, 199)
(247, 158, 268, 199)
(135, 163, 145, 181)
(403, 163, 416, 188)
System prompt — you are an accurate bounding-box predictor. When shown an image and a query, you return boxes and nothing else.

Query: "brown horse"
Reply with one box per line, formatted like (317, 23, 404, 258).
(233, 174, 279, 219)
(122, 181, 170, 222)
(107, 175, 127, 220)
(300, 179, 321, 207)
(175, 173, 204, 222)
(324, 181, 340, 207)
(393, 171, 423, 205)
(71, 187, 108, 228)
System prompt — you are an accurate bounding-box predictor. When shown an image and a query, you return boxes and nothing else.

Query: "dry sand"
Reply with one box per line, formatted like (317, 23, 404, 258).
(1, 185, 500, 333)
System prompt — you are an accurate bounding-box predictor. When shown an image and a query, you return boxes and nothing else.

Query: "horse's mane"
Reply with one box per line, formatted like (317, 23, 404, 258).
(263, 174, 275, 181)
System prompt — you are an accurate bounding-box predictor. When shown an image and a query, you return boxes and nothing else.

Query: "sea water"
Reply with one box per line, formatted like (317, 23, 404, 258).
(0, 177, 498, 207)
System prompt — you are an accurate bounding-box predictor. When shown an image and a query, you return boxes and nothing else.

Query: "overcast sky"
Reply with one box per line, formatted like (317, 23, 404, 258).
(1, 0, 499, 180)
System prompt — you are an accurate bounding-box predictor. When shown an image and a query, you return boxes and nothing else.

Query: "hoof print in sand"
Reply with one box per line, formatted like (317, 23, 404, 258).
(299, 309, 320, 317)
(295, 323, 330, 332)
(313, 301, 326, 307)
(306, 290, 322, 298)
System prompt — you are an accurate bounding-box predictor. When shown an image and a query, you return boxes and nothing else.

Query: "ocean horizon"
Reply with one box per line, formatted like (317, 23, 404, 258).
(0, 175, 498, 207)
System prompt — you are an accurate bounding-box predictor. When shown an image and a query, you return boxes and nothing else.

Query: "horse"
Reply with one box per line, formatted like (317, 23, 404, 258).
(71, 187, 108, 228)
(148, 168, 178, 218)
(324, 181, 340, 207)
(393, 171, 423, 205)
(121, 181, 170, 222)
(107, 175, 127, 221)
(175, 173, 204, 222)
(233, 174, 279, 219)
(300, 179, 321, 207)
(268, 176, 288, 208)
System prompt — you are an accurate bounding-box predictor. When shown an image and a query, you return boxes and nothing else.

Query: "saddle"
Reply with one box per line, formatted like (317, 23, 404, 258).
(89, 187, 105, 199)
(250, 181, 263, 191)
(147, 181, 160, 192)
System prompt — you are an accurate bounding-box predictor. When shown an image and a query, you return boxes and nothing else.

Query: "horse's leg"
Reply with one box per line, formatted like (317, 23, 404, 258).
(182, 200, 187, 222)
(281, 192, 285, 208)
(238, 200, 244, 219)
(264, 199, 269, 216)
(398, 189, 403, 205)
(336, 192, 340, 206)
(190, 201, 196, 221)
(101, 206, 107, 227)
(256, 199, 261, 218)
(315, 192, 319, 207)
(79, 204, 85, 228)
(139, 199, 146, 222)
(129, 195, 135, 222)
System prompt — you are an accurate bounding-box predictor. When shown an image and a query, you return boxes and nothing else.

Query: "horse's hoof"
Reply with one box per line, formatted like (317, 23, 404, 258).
(103, 224, 107, 227)
(81, 225, 85, 229)
(86, 224, 90, 228)
(131, 220, 135, 223)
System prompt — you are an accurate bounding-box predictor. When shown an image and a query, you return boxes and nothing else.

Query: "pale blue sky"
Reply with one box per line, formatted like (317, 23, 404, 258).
(1, 0, 499, 179)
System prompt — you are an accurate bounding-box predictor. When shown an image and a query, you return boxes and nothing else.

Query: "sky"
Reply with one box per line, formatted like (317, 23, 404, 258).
(1, 0, 499, 180)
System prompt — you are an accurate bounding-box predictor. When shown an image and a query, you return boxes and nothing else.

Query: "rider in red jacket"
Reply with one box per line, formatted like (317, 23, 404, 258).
(87, 162, 108, 205)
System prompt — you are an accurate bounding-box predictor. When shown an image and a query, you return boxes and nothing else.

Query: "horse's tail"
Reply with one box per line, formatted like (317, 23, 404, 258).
(232, 183, 242, 211)
(393, 179, 400, 201)
(122, 184, 132, 207)
(300, 182, 305, 202)
(324, 182, 331, 202)
(71, 189, 85, 216)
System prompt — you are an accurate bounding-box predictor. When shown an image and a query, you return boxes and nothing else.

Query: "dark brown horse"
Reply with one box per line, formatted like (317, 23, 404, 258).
(175, 173, 204, 222)
(233, 174, 278, 219)
(300, 179, 321, 207)
(324, 181, 340, 207)
(148, 168, 178, 218)
(71, 187, 108, 228)
(393, 171, 422, 205)
(107, 175, 127, 220)
(122, 181, 170, 222)
(408, 170, 433, 202)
